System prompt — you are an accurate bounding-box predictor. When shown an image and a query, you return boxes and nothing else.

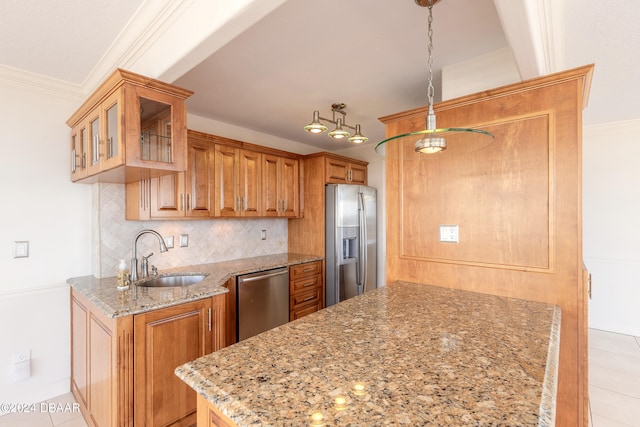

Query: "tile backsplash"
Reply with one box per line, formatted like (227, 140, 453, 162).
(93, 183, 288, 278)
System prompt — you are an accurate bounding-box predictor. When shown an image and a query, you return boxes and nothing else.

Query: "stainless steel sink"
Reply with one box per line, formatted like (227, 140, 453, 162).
(136, 274, 207, 287)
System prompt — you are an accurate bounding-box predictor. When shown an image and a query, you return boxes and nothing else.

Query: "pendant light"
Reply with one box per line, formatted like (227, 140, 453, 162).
(375, 0, 494, 156)
(304, 103, 368, 144)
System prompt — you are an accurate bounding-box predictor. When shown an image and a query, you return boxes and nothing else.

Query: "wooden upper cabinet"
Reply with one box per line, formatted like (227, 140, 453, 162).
(127, 130, 302, 220)
(239, 149, 262, 217)
(125, 130, 214, 220)
(214, 144, 241, 217)
(325, 156, 368, 185)
(67, 69, 193, 184)
(263, 154, 299, 217)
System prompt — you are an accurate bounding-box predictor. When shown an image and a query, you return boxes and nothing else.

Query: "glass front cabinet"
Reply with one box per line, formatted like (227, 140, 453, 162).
(67, 69, 193, 183)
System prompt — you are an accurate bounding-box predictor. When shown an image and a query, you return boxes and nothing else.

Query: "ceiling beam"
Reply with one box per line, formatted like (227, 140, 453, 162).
(493, 0, 564, 79)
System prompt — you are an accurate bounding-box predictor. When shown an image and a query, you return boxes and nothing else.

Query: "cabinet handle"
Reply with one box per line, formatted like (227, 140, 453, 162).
(180, 194, 185, 211)
(588, 273, 592, 300)
(302, 280, 315, 287)
(187, 194, 191, 211)
(244, 197, 247, 211)
(92, 135, 101, 165)
(348, 169, 352, 182)
(237, 196, 241, 211)
(303, 268, 313, 272)
(71, 149, 77, 173)
(207, 308, 212, 332)
(107, 136, 113, 159)
(82, 152, 86, 169)
(302, 296, 315, 302)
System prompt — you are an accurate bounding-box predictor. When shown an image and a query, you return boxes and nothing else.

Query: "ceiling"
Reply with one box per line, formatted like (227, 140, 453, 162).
(2, 0, 639, 154)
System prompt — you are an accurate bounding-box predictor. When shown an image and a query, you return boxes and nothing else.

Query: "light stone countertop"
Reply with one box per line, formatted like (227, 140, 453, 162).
(176, 281, 561, 427)
(67, 253, 322, 318)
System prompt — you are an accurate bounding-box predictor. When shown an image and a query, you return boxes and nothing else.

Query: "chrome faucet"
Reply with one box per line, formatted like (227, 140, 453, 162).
(131, 229, 168, 282)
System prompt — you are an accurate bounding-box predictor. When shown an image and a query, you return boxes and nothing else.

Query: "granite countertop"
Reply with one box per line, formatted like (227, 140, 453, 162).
(176, 281, 561, 427)
(67, 253, 322, 318)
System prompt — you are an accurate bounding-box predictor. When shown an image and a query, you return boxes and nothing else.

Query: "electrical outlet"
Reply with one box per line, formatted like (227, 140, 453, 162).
(439, 225, 459, 243)
(164, 236, 174, 249)
(179, 234, 189, 247)
(261, 230, 267, 240)
(13, 350, 30, 364)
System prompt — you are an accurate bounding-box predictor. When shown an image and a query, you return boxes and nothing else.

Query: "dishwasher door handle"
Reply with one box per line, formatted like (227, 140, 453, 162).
(239, 269, 288, 283)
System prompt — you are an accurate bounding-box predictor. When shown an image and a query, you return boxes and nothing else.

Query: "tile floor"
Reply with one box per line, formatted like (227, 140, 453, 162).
(0, 328, 637, 426)
(0, 392, 86, 427)
(589, 328, 640, 426)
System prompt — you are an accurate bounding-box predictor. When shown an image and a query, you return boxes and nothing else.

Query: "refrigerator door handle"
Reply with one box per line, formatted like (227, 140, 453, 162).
(359, 192, 367, 294)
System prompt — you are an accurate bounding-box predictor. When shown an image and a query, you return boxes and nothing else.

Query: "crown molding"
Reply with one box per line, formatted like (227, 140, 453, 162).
(81, 0, 193, 93)
(0, 64, 84, 100)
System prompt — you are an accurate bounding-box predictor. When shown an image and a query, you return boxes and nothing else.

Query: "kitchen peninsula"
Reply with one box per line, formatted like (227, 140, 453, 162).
(176, 281, 560, 426)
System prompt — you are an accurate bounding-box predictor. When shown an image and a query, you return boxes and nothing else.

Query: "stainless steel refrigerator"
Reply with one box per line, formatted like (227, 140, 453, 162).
(325, 184, 377, 307)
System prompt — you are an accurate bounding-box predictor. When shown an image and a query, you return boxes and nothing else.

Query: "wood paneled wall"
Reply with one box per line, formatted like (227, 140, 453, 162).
(380, 65, 593, 426)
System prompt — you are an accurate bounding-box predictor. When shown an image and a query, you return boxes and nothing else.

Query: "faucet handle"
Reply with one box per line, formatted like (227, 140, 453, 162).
(151, 265, 158, 276)
(142, 252, 154, 261)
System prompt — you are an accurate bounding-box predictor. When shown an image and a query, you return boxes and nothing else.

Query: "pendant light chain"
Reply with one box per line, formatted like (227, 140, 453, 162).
(427, 1, 435, 109)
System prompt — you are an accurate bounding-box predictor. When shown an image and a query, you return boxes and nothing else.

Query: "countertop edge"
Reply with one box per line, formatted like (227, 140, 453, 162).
(538, 305, 562, 427)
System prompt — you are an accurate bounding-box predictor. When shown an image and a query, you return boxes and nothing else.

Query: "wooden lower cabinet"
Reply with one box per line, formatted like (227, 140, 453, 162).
(197, 395, 237, 427)
(289, 261, 323, 320)
(70, 288, 226, 427)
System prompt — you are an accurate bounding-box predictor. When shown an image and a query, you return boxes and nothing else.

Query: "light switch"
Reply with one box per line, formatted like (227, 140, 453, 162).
(164, 236, 174, 249)
(14, 241, 29, 258)
(439, 225, 459, 243)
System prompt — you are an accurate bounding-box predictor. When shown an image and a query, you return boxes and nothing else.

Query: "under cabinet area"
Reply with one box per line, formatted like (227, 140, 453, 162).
(70, 287, 226, 427)
(289, 260, 323, 320)
(67, 69, 192, 183)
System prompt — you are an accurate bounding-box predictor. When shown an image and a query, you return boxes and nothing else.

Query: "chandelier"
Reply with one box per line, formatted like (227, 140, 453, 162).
(375, 0, 494, 155)
(304, 103, 368, 144)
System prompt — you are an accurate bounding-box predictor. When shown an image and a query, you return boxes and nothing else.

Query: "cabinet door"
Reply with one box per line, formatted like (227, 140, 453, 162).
(214, 145, 240, 217)
(101, 90, 123, 172)
(150, 173, 185, 219)
(70, 122, 88, 181)
(280, 157, 299, 217)
(186, 140, 214, 218)
(325, 158, 349, 184)
(134, 299, 213, 427)
(71, 297, 88, 408)
(262, 154, 280, 217)
(89, 315, 115, 427)
(349, 163, 368, 185)
(239, 149, 262, 217)
(86, 112, 102, 176)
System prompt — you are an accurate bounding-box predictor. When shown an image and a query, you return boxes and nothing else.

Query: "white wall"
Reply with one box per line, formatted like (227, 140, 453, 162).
(0, 79, 92, 411)
(583, 119, 640, 336)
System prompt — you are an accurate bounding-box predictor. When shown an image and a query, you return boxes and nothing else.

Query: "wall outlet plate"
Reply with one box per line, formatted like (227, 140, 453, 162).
(164, 236, 174, 249)
(13, 349, 30, 364)
(439, 225, 459, 243)
(179, 234, 189, 247)
(14, 241, 29, 258)
(261, 230, 267, 240)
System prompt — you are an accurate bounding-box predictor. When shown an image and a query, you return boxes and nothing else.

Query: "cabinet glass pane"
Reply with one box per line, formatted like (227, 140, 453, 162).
(140, 98, 172, 163)
(106, 103, 118, 159)
(90, 118, 100, 165)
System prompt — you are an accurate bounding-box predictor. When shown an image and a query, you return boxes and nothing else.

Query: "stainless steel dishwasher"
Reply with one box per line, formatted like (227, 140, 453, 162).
(237, 267, 289, 341)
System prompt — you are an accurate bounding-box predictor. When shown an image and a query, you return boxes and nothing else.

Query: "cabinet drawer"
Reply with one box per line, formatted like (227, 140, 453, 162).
(290, 261, 322, 279)
(290, 274, 322, 293)
(290, 301, 323, 321)
(290, 287, 322, 309)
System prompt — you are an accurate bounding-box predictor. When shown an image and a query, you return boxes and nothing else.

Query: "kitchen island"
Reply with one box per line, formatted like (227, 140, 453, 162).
(176, 281, 560, 426)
